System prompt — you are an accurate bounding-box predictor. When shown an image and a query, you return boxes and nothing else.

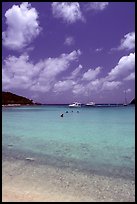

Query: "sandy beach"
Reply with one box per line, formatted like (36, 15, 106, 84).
(2, 157, 135, 202)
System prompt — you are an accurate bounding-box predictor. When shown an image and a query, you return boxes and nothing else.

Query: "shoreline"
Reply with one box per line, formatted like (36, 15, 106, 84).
(2, 104, 36, 107)
(2, 157, 135, 202)
(2, 103, 135, 107)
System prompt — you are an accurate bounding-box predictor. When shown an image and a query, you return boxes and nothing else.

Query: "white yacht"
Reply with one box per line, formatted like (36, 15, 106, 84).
(68, 102, 81, 108)
(86, 101, 95, 106)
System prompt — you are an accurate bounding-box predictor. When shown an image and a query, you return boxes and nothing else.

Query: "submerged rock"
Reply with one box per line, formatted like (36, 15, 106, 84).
(25, 157, 35, 161)
(8, 144, 13, 147)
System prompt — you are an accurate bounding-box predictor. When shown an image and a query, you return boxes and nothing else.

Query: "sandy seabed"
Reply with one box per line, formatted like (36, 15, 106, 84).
(2, 158, 135, 202)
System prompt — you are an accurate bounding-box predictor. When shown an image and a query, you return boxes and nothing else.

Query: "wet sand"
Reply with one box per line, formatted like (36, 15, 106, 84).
(2, 157, 135, 202)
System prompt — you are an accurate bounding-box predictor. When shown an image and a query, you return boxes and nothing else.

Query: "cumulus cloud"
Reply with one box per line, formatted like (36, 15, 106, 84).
(83, 66, 102, 81)
(85, 77, 122, 93)
(68, 52, 134, 95)
(111, 32, 135, 52)
(71, 78, 122, 96)
(85, 2, 109, 11)
(101, 81, 122, 91)
(2, 2, 41, 50)
(124, 72, 135, 81)
(87, 79, 101, 91)
(54, 80, 76, 92)
(65, 64, 83, 80)
(72, 84, 86, 95)
(52, 2, 84, 23)
(118, 32, 135, 51)
(2, 54, 38, 90)
(2, 50, 81, 92)
(71, 64, 83, 78)
(37, 49, 81, 81)
(108, 52, 135, 80)
(64, 36, 74, 46)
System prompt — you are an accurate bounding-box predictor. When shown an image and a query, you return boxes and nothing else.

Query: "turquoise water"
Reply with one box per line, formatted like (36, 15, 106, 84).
(2, 105, 135, 180)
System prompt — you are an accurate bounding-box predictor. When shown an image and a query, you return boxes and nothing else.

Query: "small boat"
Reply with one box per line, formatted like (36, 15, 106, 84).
(68, 102, 81, 108)
(86, 101, 95, 106)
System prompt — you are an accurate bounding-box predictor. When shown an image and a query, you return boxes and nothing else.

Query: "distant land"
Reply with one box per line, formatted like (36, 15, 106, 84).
(2, 91, 41, 106)
(130, 98, 135, 104)
(2, 91, 135, 106)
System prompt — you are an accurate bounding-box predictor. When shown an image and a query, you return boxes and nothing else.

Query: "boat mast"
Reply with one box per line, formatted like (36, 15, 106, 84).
(124, 90, 127, 105)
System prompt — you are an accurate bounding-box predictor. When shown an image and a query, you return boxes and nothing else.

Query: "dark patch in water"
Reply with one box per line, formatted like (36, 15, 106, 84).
(2, 146, 135, 181)
(8, 144, 13, 147)
(122, 156, 132, 160)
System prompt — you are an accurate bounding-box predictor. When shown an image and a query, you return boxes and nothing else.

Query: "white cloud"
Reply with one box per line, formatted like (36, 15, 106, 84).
(2, 54, 37, 90)
(38, 50, 81, 81)
(87, 79, 101, 91)
(73, 78, 122, 97)
(86, 77, 122, 92)
(71, 64, 83, 78)
(54, 80, 75, 92)
(52, 2, 85, 23)
(72, 84, 85, 95)
(83, 66, 102, 81)
(64, 36, 74, 46)
(124, 72, 135, 81)
(102, 81, 122, 91)
(111, 32, 135, 52)
(71, 78, 102, 96)
(53, 64, 83, 93)
(72, 78, 122, 96)
(65, 64, 83, 80)
(108, 52, 135, 80)
(86, 2, 109, 11)
(2, 2, 41, 50)
(2, 50, 81, 92)
(30, 82, 51, 93)
(118, 32, 135, 51)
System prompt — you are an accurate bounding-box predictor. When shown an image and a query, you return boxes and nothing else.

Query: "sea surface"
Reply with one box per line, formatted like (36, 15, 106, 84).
(2, 105, 135, 181)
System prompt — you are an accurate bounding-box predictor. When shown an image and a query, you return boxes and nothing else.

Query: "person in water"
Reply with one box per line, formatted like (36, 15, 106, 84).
(60, 113, 64, 117)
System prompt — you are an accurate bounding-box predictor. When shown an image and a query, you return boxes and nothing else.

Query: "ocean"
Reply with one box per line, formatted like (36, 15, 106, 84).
(2, 105, 135, 181)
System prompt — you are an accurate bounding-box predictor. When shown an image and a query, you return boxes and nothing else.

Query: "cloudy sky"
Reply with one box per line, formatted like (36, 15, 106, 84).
(2, 2, 135, 104)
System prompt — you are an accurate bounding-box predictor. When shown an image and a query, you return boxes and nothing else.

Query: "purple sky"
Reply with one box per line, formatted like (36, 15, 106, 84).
(2, 2, 135, 104)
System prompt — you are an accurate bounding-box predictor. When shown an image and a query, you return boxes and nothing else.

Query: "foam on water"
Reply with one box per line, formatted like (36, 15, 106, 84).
(2, 105, 135, 180)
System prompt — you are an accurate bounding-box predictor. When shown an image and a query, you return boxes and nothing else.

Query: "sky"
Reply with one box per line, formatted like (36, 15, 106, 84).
(2, 2, 135, 104)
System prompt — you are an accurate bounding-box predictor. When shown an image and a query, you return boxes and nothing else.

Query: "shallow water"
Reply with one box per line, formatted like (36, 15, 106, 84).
(2, 105, 135, 180)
